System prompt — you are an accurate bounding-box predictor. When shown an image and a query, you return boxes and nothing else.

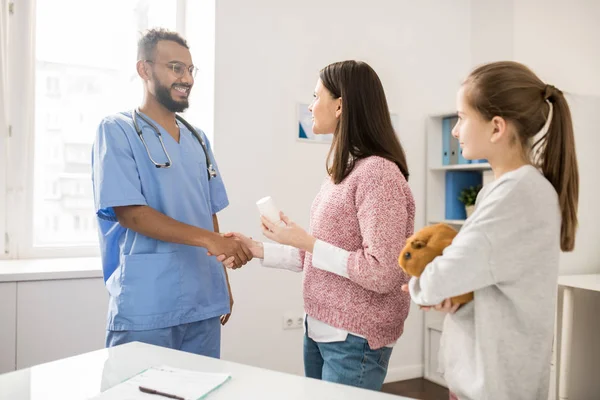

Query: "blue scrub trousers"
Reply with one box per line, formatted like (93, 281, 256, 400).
(106, 317, 221, 358)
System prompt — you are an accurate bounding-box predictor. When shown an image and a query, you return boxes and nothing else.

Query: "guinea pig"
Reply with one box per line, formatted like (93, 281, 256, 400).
(399, 223, 473, 305)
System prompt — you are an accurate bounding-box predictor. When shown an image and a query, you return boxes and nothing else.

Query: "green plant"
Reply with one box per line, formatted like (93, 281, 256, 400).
(458, 184, 482, 206)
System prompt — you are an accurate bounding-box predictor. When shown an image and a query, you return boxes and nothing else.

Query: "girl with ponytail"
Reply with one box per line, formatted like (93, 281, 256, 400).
(405, 61, 579, 400)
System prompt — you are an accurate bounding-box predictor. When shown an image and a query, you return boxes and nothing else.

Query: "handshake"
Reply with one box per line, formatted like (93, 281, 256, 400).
(207, 196, 310, 269)
(206, 231, 262, 269)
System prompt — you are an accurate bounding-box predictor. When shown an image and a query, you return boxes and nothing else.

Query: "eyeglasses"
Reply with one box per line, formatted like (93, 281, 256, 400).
(145, 60, 198, 78)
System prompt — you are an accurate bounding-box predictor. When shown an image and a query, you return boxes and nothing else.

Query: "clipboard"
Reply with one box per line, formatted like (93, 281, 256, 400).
(92, 365, 231, 400)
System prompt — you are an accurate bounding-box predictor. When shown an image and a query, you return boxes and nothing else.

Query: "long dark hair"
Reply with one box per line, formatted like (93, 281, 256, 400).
(464, 61, 579, 251)
(319, 60, 409, 183)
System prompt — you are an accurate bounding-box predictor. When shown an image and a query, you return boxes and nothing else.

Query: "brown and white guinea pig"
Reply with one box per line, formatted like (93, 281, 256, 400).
(398, 223, 473, 305)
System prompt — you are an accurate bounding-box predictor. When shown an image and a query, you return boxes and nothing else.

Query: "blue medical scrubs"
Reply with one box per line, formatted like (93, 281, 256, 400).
(91, 111, 229, 357)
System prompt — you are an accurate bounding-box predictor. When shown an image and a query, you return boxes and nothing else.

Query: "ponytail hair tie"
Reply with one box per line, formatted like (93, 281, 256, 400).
(544, 84, 561, 101)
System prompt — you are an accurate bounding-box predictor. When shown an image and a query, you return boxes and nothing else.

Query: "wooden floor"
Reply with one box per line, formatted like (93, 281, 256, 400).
(382, 378, 449, 400)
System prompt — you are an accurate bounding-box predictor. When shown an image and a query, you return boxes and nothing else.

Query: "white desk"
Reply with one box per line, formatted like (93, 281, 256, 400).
(0, 341, 413, 400)
(557, 274, 600, 400)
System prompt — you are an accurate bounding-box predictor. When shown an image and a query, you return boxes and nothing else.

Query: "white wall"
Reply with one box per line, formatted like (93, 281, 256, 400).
(469, 0, 513, 65)
(212, 0, 472, 379)
(513, 0, 600, 99)
(471, 1, 600, 398)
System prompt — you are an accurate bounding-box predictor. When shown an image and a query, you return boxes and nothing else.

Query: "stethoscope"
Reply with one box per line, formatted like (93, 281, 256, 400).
(132, 108, 217, 180)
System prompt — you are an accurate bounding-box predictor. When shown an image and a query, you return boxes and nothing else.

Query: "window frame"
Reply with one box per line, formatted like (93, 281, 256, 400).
(0, 0, 9, 258)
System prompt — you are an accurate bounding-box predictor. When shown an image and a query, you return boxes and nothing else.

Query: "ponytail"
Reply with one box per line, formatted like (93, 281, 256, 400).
(536, 87, 579, 251)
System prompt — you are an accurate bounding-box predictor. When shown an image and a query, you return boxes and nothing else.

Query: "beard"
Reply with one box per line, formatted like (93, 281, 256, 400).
(153, 78, 190, 113)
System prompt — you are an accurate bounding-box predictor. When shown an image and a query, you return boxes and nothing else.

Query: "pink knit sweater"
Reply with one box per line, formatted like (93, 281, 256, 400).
(302, 156, 415, 349)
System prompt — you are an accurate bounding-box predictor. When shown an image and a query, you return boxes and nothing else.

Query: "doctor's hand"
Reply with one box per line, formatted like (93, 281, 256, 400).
(223, 232, 264, 259)
(206, 233, 253, 269)
(261, 212, 316, 253)
(220, 281, 234, 325)
(212, 233, 264, 269)
(401, 284, 460, 314)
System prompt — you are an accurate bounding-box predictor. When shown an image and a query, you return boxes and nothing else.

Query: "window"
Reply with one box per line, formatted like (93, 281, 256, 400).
(3, 0, 216, 259)
(45, 76, 61, 97)
(30, 0, 177, 249)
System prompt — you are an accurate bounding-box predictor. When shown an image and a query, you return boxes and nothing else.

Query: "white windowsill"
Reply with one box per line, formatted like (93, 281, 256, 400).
(0, 257, 102, 282)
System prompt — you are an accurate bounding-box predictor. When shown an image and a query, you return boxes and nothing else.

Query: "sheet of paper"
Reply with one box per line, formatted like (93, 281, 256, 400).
(92, 365, 231, 400)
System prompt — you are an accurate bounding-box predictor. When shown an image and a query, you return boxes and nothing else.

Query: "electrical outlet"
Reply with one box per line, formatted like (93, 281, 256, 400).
(282, 312, 304, 330)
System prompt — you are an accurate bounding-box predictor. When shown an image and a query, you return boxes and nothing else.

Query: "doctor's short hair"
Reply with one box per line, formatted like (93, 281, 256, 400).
(137, 28, 189, 61)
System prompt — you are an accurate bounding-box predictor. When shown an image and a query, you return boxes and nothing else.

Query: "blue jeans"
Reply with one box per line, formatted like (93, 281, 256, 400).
(304, 333, 393, 391)
(106, 317, 221, 358)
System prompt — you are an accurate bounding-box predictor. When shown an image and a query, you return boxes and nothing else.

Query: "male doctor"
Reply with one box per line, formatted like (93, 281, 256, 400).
(91, 28, 251, 358)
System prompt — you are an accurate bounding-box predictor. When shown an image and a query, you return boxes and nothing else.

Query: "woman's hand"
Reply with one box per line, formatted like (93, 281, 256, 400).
(210, 232, 264, 269)
(261, 212, 316, 253)
(227, 232, 264, 259)
(401, 284, 460, 314)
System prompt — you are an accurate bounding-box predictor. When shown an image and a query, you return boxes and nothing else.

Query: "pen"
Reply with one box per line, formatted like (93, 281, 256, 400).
(139, 386, 185, 400)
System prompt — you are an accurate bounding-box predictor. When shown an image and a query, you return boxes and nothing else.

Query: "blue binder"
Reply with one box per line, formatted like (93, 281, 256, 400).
(445, 171, 482, 220)
(442, 117, 452, 165)
(457, 116, 470, 165)
(440, 115, 470, 165)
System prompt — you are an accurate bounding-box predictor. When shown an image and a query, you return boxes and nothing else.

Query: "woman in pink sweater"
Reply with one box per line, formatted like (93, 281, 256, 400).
(230, 60, 415, 390)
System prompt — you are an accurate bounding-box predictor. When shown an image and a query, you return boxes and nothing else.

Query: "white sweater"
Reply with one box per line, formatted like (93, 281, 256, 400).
(410, 165, 561, 400)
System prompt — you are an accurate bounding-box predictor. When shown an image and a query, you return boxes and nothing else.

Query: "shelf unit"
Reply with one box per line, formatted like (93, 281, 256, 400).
(429, 163, 491, 171)
(428, 219, 465, 226)
(422, 112, 492, 387)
